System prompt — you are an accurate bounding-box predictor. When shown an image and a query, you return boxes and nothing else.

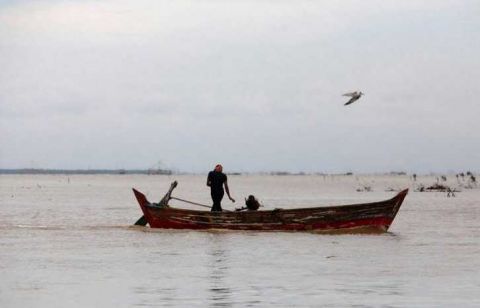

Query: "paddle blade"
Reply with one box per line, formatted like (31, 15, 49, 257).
(134, 215, 148, 226)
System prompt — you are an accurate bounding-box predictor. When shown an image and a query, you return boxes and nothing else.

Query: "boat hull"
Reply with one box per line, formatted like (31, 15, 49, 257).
(132, 189, 408, 233)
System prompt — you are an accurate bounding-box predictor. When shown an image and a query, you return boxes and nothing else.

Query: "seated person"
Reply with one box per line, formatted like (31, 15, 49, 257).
(236, 195, 260, 211)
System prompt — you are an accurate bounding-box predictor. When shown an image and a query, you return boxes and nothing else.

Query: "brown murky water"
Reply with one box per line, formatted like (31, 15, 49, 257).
(1, 174, 479, 307)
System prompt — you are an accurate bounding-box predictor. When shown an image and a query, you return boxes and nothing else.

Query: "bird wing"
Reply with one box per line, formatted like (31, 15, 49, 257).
(342, 92, 357, 97)
(344, 97, 358, 105)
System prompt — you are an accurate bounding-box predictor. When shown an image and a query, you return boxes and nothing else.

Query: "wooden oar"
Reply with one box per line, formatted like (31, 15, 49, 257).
(134, 181, 178, 226)
(169, 196, 232, 212)
(169, 196, 211, 209)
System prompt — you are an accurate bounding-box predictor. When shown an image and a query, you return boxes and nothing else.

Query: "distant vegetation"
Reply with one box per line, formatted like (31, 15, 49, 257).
(388, 171, 407, 175)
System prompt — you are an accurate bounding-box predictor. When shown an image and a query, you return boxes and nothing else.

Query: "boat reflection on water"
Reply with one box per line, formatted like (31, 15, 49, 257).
(207, 235, 232, 307)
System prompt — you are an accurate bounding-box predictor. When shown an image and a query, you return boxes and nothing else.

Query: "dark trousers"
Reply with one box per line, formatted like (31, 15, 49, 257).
(211, 190, 224, 212)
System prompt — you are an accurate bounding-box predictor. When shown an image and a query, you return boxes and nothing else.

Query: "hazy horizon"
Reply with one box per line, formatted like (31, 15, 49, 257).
(1, 1, 479, 174)
(0, 167, 477, 176)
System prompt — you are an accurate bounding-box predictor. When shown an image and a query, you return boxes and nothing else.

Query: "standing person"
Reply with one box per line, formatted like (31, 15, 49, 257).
(206, 164, 235, 211)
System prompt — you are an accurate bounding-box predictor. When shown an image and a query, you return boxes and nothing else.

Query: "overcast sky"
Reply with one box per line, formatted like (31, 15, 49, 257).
(1, 0, 479, 173)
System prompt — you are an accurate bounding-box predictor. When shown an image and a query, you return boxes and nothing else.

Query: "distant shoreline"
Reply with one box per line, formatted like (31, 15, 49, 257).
(0, 169, 390, 176)
(0, 169, 173, 175)
(1, 169, 475, 176)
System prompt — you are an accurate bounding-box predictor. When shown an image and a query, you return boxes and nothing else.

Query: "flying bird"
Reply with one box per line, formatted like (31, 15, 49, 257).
(343, 91, 364, 106)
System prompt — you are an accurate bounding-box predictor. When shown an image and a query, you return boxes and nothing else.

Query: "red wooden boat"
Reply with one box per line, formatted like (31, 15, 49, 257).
(132, 182, 408, 233)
